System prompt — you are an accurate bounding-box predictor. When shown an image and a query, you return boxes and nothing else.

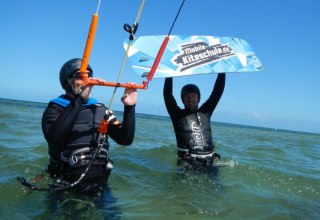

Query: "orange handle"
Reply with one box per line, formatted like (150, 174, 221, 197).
(80, 13, 98, 73)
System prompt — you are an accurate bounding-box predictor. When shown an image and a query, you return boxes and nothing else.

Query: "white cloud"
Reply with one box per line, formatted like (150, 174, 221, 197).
(252, 112, 266, 120)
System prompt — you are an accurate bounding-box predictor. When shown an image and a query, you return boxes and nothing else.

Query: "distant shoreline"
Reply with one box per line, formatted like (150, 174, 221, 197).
(1, 97, 319, 136)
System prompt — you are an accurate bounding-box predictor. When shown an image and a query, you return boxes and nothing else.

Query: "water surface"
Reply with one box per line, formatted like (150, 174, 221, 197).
(0, 98, 319, 219)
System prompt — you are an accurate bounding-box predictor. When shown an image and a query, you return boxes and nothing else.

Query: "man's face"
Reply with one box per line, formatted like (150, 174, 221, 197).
(182, 92, 199, 112)
(69, 71, 92, 95)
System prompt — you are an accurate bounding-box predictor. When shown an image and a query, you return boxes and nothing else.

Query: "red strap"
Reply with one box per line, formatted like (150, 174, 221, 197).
(97, 119, 109, 134)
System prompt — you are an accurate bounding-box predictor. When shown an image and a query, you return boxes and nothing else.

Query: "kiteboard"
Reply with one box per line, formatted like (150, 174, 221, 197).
(124, 35, 263, 78)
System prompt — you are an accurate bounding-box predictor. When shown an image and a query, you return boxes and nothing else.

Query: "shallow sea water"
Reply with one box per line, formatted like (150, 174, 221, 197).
(0, 98, 319, 219)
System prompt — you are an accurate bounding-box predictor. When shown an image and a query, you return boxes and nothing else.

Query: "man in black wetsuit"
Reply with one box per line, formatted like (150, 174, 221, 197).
(163, 74, 225, 167)
(42, 58, 137, 194)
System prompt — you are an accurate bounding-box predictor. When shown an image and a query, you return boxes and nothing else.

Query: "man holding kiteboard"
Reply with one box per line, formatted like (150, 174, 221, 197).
(163, 74, 225, 168)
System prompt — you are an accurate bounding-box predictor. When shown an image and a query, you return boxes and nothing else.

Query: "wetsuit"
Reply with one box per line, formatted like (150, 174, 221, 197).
(42, 94, 135, 193)
(163, 74, 225, 164)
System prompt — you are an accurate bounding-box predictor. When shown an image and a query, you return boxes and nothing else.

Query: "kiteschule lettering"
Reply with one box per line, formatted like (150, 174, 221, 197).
(172, 41, 235, 71)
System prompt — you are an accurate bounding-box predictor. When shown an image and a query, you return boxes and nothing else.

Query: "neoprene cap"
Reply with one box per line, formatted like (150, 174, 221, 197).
(181, 84, 201, 101)
(59, 58, 93, 92)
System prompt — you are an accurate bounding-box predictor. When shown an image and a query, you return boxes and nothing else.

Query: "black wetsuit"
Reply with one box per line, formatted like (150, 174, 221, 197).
(163, 74, 225, 161)
(42, 94, 135, 193)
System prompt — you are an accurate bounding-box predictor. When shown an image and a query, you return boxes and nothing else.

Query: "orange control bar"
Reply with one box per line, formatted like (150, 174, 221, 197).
(78, 12, 170, 90)
(84, 77, 147, 89)
(81, 35, 171, 90)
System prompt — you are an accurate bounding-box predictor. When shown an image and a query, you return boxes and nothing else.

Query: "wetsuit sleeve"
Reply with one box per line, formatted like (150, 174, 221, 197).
(163, 77, 180, 118)
(42, 94, 84, 145)
(108, 105, 135, 146)
(200, 73, 226, 116)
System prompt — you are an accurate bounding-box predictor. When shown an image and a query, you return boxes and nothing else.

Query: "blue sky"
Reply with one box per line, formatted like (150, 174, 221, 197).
(1, 0, 319, 134)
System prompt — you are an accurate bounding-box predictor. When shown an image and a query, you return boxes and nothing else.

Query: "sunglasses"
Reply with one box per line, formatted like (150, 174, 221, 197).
(70, 71, 92, 80)
(71, 72, 83, 79)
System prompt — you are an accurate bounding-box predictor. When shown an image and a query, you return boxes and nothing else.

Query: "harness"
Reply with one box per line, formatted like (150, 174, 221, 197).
(49, 132, 111, 191)
(17, 108, 114, 192)
(177, 148, 221, 166)
(49, 108, 114, 191)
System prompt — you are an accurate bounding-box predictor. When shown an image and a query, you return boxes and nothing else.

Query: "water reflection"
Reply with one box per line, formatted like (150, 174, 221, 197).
(35, 186, 122, 219)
